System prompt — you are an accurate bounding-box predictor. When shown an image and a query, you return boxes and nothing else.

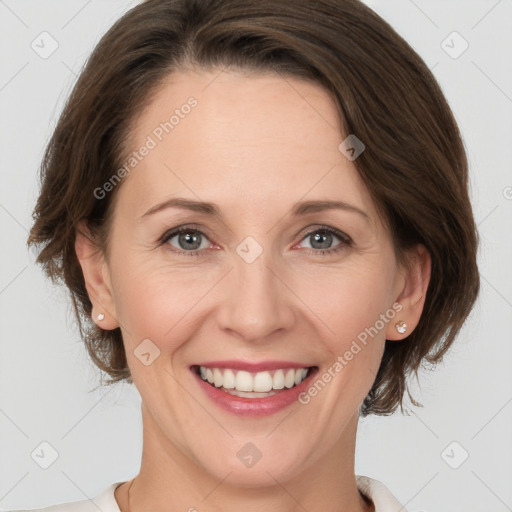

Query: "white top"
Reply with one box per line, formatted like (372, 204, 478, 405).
(10, 476, 408, 512)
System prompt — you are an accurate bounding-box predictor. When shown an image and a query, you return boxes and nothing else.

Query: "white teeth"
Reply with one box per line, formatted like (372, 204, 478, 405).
(213, 368, 223, 388)
(253, 371, 273, 392)
(295, 368, 308, 386)
(197, 366, 311, 392)
(223, 369, 236, 389)
(273, 369, 285, 389)
(284, 369, 295, 388)
(235, 370, 253, 392)
(222, 388, 278, 398)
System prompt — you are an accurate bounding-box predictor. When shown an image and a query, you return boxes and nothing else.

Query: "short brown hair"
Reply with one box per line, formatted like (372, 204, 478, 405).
(27, 0, 479, 416)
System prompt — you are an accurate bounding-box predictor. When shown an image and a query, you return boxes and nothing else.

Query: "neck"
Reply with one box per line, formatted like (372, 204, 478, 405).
(115, 404, 373, 512)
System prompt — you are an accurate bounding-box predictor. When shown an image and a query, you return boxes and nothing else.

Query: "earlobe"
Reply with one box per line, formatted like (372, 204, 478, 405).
(386, 244, 431, 341)
(74, 221, 119, 330)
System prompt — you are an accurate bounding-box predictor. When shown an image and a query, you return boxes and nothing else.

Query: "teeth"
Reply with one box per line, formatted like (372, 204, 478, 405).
(197, 366, 311, 392)
(273, 369, 285, 389)
(236, 370, 253, 392)
(222, 388, 278, 398)
(223, 369, 236, 389)
(213, 368, 223, 388)
(285, 369, 296, 388)
(254, 371, 273, 392)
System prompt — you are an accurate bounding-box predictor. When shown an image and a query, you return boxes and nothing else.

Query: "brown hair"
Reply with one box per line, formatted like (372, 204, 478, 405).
(27, 0, 479, 416)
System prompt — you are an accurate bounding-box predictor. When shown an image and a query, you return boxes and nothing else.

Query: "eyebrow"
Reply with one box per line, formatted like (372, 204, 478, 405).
(140, 197, 370, 222)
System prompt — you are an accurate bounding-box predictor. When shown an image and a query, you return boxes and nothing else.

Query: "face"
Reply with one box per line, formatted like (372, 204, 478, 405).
(78, 68, 427, 487)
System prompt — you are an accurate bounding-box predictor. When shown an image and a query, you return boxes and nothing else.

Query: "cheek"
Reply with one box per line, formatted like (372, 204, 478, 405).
(114, 276, 185, 340)
(108, 253, 171, 339)
(297, 258, 395, 400)
(110, 254, 217, 355)
(112, 272, 194, 387)
(302, 257, 396, 341)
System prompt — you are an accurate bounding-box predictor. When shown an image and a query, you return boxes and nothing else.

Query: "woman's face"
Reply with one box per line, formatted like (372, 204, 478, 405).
(81, 68, 423, 485)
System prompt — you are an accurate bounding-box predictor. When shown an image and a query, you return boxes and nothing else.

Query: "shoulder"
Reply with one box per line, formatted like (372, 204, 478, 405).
(6, 482, 124, 512)
(356, 475, 409, 512)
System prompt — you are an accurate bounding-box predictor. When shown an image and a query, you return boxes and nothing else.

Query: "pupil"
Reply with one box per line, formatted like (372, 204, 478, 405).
(312, 231, 332, 249)
(180, 231, 201, 250)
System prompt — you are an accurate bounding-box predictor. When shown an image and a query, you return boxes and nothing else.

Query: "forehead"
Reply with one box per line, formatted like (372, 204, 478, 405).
(130, 68, 342, 154)
(118, 68, 377, 223)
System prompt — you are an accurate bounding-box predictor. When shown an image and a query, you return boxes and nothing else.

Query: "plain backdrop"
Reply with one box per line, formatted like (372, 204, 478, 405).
(0, 1, 511, 511)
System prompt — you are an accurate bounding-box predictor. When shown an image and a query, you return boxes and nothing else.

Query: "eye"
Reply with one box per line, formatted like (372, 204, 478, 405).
(160, 226, 213, 257)
(159, 224, 352, 257)
(296, 226, 352, 255)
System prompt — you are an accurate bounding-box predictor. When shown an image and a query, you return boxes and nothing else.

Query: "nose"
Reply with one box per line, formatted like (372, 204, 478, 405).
(217, 248, 296, 343)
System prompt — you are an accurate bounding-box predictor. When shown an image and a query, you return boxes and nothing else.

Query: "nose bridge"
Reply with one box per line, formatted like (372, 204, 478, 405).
(218, 237, 295, 341)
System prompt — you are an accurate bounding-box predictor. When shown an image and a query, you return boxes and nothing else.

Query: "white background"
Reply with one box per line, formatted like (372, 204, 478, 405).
(0, 1, 511, 511)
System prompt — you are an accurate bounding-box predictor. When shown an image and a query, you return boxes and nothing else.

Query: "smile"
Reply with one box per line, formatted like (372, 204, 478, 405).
(190, 364, 319, 416)
(196, 365, 314, 394)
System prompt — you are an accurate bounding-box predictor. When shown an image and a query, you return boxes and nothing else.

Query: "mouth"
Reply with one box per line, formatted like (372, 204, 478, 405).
(189, 358, 321, 416)
(191, 364, 319, 399)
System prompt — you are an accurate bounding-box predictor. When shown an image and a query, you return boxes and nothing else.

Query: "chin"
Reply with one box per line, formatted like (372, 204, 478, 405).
(199, 443, 310, 488)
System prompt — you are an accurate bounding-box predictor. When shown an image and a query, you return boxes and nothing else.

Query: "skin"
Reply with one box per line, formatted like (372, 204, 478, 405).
(75, 68, 430, 512)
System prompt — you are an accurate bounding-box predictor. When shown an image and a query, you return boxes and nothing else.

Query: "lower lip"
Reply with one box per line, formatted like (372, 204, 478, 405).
(191, 366, 319, 417)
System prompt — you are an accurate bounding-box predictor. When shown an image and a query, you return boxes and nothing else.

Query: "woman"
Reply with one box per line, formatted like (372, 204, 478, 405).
(23, 0, 479, 510)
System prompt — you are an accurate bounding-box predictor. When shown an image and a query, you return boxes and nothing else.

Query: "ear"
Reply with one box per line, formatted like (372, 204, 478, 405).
(75, 220, 119, 330)
(386, 244, 431, 340)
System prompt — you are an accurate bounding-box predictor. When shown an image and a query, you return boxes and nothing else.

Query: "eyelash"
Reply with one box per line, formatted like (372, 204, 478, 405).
(158, 224, 353, 258)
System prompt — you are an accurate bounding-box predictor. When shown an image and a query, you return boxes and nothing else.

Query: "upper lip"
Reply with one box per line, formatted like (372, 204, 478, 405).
(193, 360, 316, 372)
